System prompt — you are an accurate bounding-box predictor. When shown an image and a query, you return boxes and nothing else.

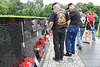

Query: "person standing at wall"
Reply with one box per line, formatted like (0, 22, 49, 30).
(92, 11, 99, 43)
(76, 8, 86, 50)
(84, 11, 95, 44)
(65, 3, 80, 56)
(49, 2, 70, 61)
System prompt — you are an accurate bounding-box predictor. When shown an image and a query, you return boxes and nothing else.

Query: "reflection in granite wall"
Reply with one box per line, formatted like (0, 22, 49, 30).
(0, 17, 49, 67)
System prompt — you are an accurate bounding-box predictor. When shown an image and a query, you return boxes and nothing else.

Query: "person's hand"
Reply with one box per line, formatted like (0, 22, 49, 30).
(65, 28, 67, 31)
(49, 29, 52, 32)
(49, 28, 52, 31)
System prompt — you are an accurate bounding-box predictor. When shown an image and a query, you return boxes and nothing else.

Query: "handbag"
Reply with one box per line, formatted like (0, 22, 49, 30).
(89, 22, 95, 31)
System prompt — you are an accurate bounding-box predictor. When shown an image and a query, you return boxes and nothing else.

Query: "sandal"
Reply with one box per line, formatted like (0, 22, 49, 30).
(83, 41, 87, 43)
(87, 42, 90, 44)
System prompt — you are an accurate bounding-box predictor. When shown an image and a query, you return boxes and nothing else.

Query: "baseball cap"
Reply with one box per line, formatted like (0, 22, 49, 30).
(52, 2, 59, 10)
(66, 3, 73, 9)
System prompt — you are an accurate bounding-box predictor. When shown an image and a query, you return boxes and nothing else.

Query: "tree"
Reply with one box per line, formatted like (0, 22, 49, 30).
(34, 0, 43, 8)
(7, 2, 17, 15)
(75, 2, 96, 14)
(40, 4, 52, 17)
(0, 0, 100, 17)
(60, 4, 68, 9)
(75, 2, 83, 9)
(0, 1, 8, 15)
(94, 6, 100, 17)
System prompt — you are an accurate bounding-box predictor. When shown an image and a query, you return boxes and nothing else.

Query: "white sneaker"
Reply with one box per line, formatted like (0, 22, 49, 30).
(29, 36, 32, 38)
(92, 40, 96, 44)
(94, 41, 96, 44)
(26, 36, 29, 38)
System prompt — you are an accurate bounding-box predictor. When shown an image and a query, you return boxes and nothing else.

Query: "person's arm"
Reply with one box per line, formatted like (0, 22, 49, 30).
(86, 17, 89, 27)
(93, 16, 95, 26)
(86, 21, 88, 27)
(93, 19, 95, 25)
(49, 11, 55, 31)
(66, 11, 71, 27)
(49, 22, 54, 31)
(65, 20, 71, 31)
(67, 20, 71, 27)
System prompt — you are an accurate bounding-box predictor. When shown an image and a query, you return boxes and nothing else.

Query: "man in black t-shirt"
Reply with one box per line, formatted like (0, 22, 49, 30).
(65, 3, 80, 56)
(49, 2, 70, 61)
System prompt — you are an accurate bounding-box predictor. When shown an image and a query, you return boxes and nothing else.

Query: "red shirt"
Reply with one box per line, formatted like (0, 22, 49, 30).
(87, 15, 94, 22)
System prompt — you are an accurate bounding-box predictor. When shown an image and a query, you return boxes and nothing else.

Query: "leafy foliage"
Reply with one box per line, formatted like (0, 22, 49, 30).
(0, 0, 100, 17)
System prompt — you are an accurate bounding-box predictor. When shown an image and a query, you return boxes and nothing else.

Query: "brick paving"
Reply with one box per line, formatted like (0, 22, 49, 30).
(43, 38, 85, 67)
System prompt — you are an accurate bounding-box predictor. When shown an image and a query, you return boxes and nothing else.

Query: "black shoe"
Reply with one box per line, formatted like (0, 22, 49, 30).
(53, 57, 60, 62)
(60, 58, 63, 61)
(87, 42, 90, 44)
(65, 53, 72, 56)
(71, 51, 75, 54)
(83, 41, 87, 43)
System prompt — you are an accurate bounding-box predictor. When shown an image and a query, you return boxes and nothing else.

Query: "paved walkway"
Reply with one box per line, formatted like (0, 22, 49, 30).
(43, 37, 100, 67)
(43, 37, 85, 67)
(76, 37, 100, 67)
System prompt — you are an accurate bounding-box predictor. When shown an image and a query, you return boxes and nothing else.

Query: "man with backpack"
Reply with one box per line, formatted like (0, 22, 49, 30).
(76, 8, 86, 50)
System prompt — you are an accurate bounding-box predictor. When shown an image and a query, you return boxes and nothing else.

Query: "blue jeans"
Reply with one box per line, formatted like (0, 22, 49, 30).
(65, 25, 79, 53)
(77, 28, 85, 47)
(92, 27, 96, 41)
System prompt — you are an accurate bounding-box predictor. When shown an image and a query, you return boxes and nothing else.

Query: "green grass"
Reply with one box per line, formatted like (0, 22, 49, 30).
(0, 15, 47, 19)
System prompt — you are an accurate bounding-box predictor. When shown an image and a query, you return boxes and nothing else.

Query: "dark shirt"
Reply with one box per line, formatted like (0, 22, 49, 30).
(80, 13, 86, 28)
(50, 8, 70, 30)
(69, 8, 81, 26)
(94, 15, 99, 23)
